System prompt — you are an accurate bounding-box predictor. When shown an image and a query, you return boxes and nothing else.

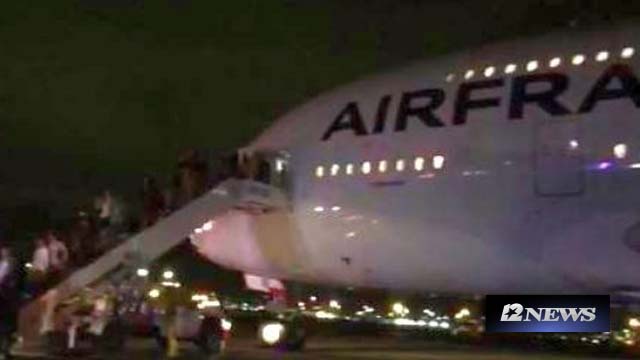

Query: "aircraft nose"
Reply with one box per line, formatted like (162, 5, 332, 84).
(190, 210, 275, 275)
(623, 221, 640, 254)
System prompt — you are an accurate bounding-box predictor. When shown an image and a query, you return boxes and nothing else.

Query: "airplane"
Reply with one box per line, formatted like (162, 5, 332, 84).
(17, 22, 640, 354)
(191, 23, 640, 297)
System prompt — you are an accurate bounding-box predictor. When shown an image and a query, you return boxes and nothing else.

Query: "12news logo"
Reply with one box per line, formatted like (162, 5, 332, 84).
(500, 303, 597, 322)
(485, 295, 609, 333)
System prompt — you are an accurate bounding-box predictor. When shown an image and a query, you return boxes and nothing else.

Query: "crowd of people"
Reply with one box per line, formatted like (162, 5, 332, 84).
(0, 150, 213, 357)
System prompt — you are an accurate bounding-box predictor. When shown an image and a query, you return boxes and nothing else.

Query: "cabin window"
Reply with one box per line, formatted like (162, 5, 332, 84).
(484, 66, 496, 78)
(378, 160, 388, 173)
(432, 155, 445, 170)
(572, 54, 586, 66)
(361, 161, 372, 174)
(331, 164, 340, 176)
(505, 64, 517, 74)
(614, 143, 628, 159)
(595, 51, 609, 62)
(345, 163, 354, 175)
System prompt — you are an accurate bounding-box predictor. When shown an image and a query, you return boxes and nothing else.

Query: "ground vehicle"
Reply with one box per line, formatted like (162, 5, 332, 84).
(44, 290, 127, 356)
(42, 285, 231, 357)
(151, 305, 232, 355)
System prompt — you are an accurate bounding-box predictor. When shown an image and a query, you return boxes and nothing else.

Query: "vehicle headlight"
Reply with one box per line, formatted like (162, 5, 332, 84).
(221, 318, 232, 332)
(260, 322, 285, 345)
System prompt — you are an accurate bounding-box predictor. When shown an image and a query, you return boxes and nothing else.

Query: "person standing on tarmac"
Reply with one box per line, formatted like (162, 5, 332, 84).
(156, 284, 184, 358)
(0, 245, 21, 360)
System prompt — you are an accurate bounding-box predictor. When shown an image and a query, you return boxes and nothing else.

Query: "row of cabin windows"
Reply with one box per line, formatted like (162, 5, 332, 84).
(315, 155, 445, 178)
(446, 46, 636, 82)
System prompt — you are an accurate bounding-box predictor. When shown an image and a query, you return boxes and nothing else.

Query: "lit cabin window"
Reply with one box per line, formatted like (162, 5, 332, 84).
(445, 73, 455, 82)
(622, 47, 635, 59)
(378, 160, 388, 173)
(315, 166, 324, 178)
(595, 51, 609, 62)
(549, 57, 562, 68)
(483, 66, 496, 78)
(345, 163, 354, 175)
(432, 155, 445, 170)
(464, 70, 475, 80)
(414, 157, 425, 171)
(361, 161, 372, 174)
(395, 159, 406, 172)
(614, 143, 628, 159)
(504, 64, 517, 74)
(330, 164, 340, 176)
(526, 60, 539, 72)
(572, 54, 586, 65)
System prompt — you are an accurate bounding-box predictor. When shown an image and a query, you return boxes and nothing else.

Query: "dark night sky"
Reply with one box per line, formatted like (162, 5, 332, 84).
(2, 0, 640, 240)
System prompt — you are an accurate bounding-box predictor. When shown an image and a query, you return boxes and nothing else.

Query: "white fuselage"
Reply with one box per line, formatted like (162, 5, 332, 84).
(194, 25, 640, 295)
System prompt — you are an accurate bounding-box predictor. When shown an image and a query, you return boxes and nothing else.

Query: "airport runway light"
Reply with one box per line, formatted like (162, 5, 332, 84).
(148, 289, 160, 299)
(455, 307, 471, 320)
(315, 310, 338, 320)
(629, 317, 640, 328)
(161, 281, 181, 288)
(392, 302, 404, 314)
(392, 302, 409, 316)
(625, 339, 635, 346)
(199, 299, 221, 309)
(162, 270, 175, 280)
(191, 294, 207, 302)
(423, 308, 435, 317)
(136, 268, 149, 277)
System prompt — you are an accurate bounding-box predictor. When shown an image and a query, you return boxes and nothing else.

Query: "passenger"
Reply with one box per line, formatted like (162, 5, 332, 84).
(47, 231, 69, 278)
(95, 190, 127, 251)
(141, 176, 165, 228)
(31, 237, 50, 276)
(0, 245, 15, 288)
(163, 175, 182, 213)
(68, 212, 93, 266)
(157, 285, 181, 358)
(95, 190, 114, 230)
(0, 245, 19, 359)
(177, 149, 208, 201)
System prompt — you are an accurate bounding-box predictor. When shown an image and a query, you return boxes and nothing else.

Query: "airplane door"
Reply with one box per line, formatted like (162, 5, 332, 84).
(534, 119, 585, 196)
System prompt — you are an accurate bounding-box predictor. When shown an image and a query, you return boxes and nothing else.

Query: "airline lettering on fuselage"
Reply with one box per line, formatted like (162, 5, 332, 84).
(321, 64, 640, 141)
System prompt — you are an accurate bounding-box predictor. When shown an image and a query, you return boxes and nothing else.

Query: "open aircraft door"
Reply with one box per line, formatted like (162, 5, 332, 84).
(534, 118, 585, 196)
